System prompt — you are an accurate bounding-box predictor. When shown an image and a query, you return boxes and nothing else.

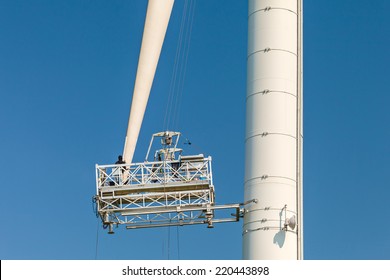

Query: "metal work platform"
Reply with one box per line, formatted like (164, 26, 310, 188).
(94, 131, 242, 233)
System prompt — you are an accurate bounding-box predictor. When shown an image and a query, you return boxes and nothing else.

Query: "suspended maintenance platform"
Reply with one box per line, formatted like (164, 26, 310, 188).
(94, 131, 243, 234)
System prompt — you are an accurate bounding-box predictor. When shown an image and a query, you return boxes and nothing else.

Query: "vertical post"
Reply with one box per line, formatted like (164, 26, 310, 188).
(243, 0, 303, 259)
(95, 164, 100, 194)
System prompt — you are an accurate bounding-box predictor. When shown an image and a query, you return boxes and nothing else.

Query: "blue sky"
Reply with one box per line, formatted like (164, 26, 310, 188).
(0, 0, 389, 260)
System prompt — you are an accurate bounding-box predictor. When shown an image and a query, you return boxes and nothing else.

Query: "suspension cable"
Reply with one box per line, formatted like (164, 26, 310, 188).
(163, 0, 188, 130)
(163, 0, 196, 132)
(171, 0, 196, 131)
(167, 226, 171, 260)
(95, 218, 100, 259)
(176, 226, 180, 260)
(162, 0, 196, 261)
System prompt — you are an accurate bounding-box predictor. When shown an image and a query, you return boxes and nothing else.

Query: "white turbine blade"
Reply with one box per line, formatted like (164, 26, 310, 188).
(123, 0, 175, 163)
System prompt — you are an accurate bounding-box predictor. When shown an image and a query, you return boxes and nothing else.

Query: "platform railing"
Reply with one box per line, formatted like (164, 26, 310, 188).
(96, 156, 213, 191)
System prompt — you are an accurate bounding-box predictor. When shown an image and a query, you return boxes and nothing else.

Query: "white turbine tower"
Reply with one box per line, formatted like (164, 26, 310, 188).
(243, 0, 303, 259)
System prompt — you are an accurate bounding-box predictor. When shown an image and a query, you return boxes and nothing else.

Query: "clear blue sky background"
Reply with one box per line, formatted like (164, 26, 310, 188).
(0, 0, 389, 260)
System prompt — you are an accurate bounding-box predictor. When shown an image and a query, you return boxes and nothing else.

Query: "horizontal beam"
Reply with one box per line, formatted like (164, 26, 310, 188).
(126, 217, 240, 230)
(103, 203, 241, 216)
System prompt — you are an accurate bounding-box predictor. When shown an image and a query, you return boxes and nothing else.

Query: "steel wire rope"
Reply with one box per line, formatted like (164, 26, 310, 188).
(167, 225, 171, 259)
(92, 196, 100, 259)
(95, 218, 100, 259)
(171, 0, 196, 131)
(163, 0, 196, 132)
(92, 196, 98, 217)
(163, 0, 189, 131)
(161, 143, 170, 259)
(165, 0, 190, 131)
(177, 226, 180, 260)
(160, 1, 195, 260)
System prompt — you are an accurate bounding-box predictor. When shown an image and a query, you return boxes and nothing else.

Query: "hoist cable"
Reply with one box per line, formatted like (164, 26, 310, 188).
(163, 0, 196, 131)
(171, 0, 196, 131)
(177, 226, 181, 260)
(163, 0, 189, 131)
(167, 225, 171, 260)
(95, 218, 100, 259)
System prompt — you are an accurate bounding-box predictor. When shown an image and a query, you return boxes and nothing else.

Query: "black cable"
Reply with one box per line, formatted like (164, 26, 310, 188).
(95, 218, 100, 260)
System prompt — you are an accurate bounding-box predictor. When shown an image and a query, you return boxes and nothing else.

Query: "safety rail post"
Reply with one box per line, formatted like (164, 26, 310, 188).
(95, 164, 99, 194)
(208, 156, 213, 186)
(141, 163, 144, 184)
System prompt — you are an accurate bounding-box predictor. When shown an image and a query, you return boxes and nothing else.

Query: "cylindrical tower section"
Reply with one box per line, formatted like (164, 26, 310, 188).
(243, 0, 303, 259)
